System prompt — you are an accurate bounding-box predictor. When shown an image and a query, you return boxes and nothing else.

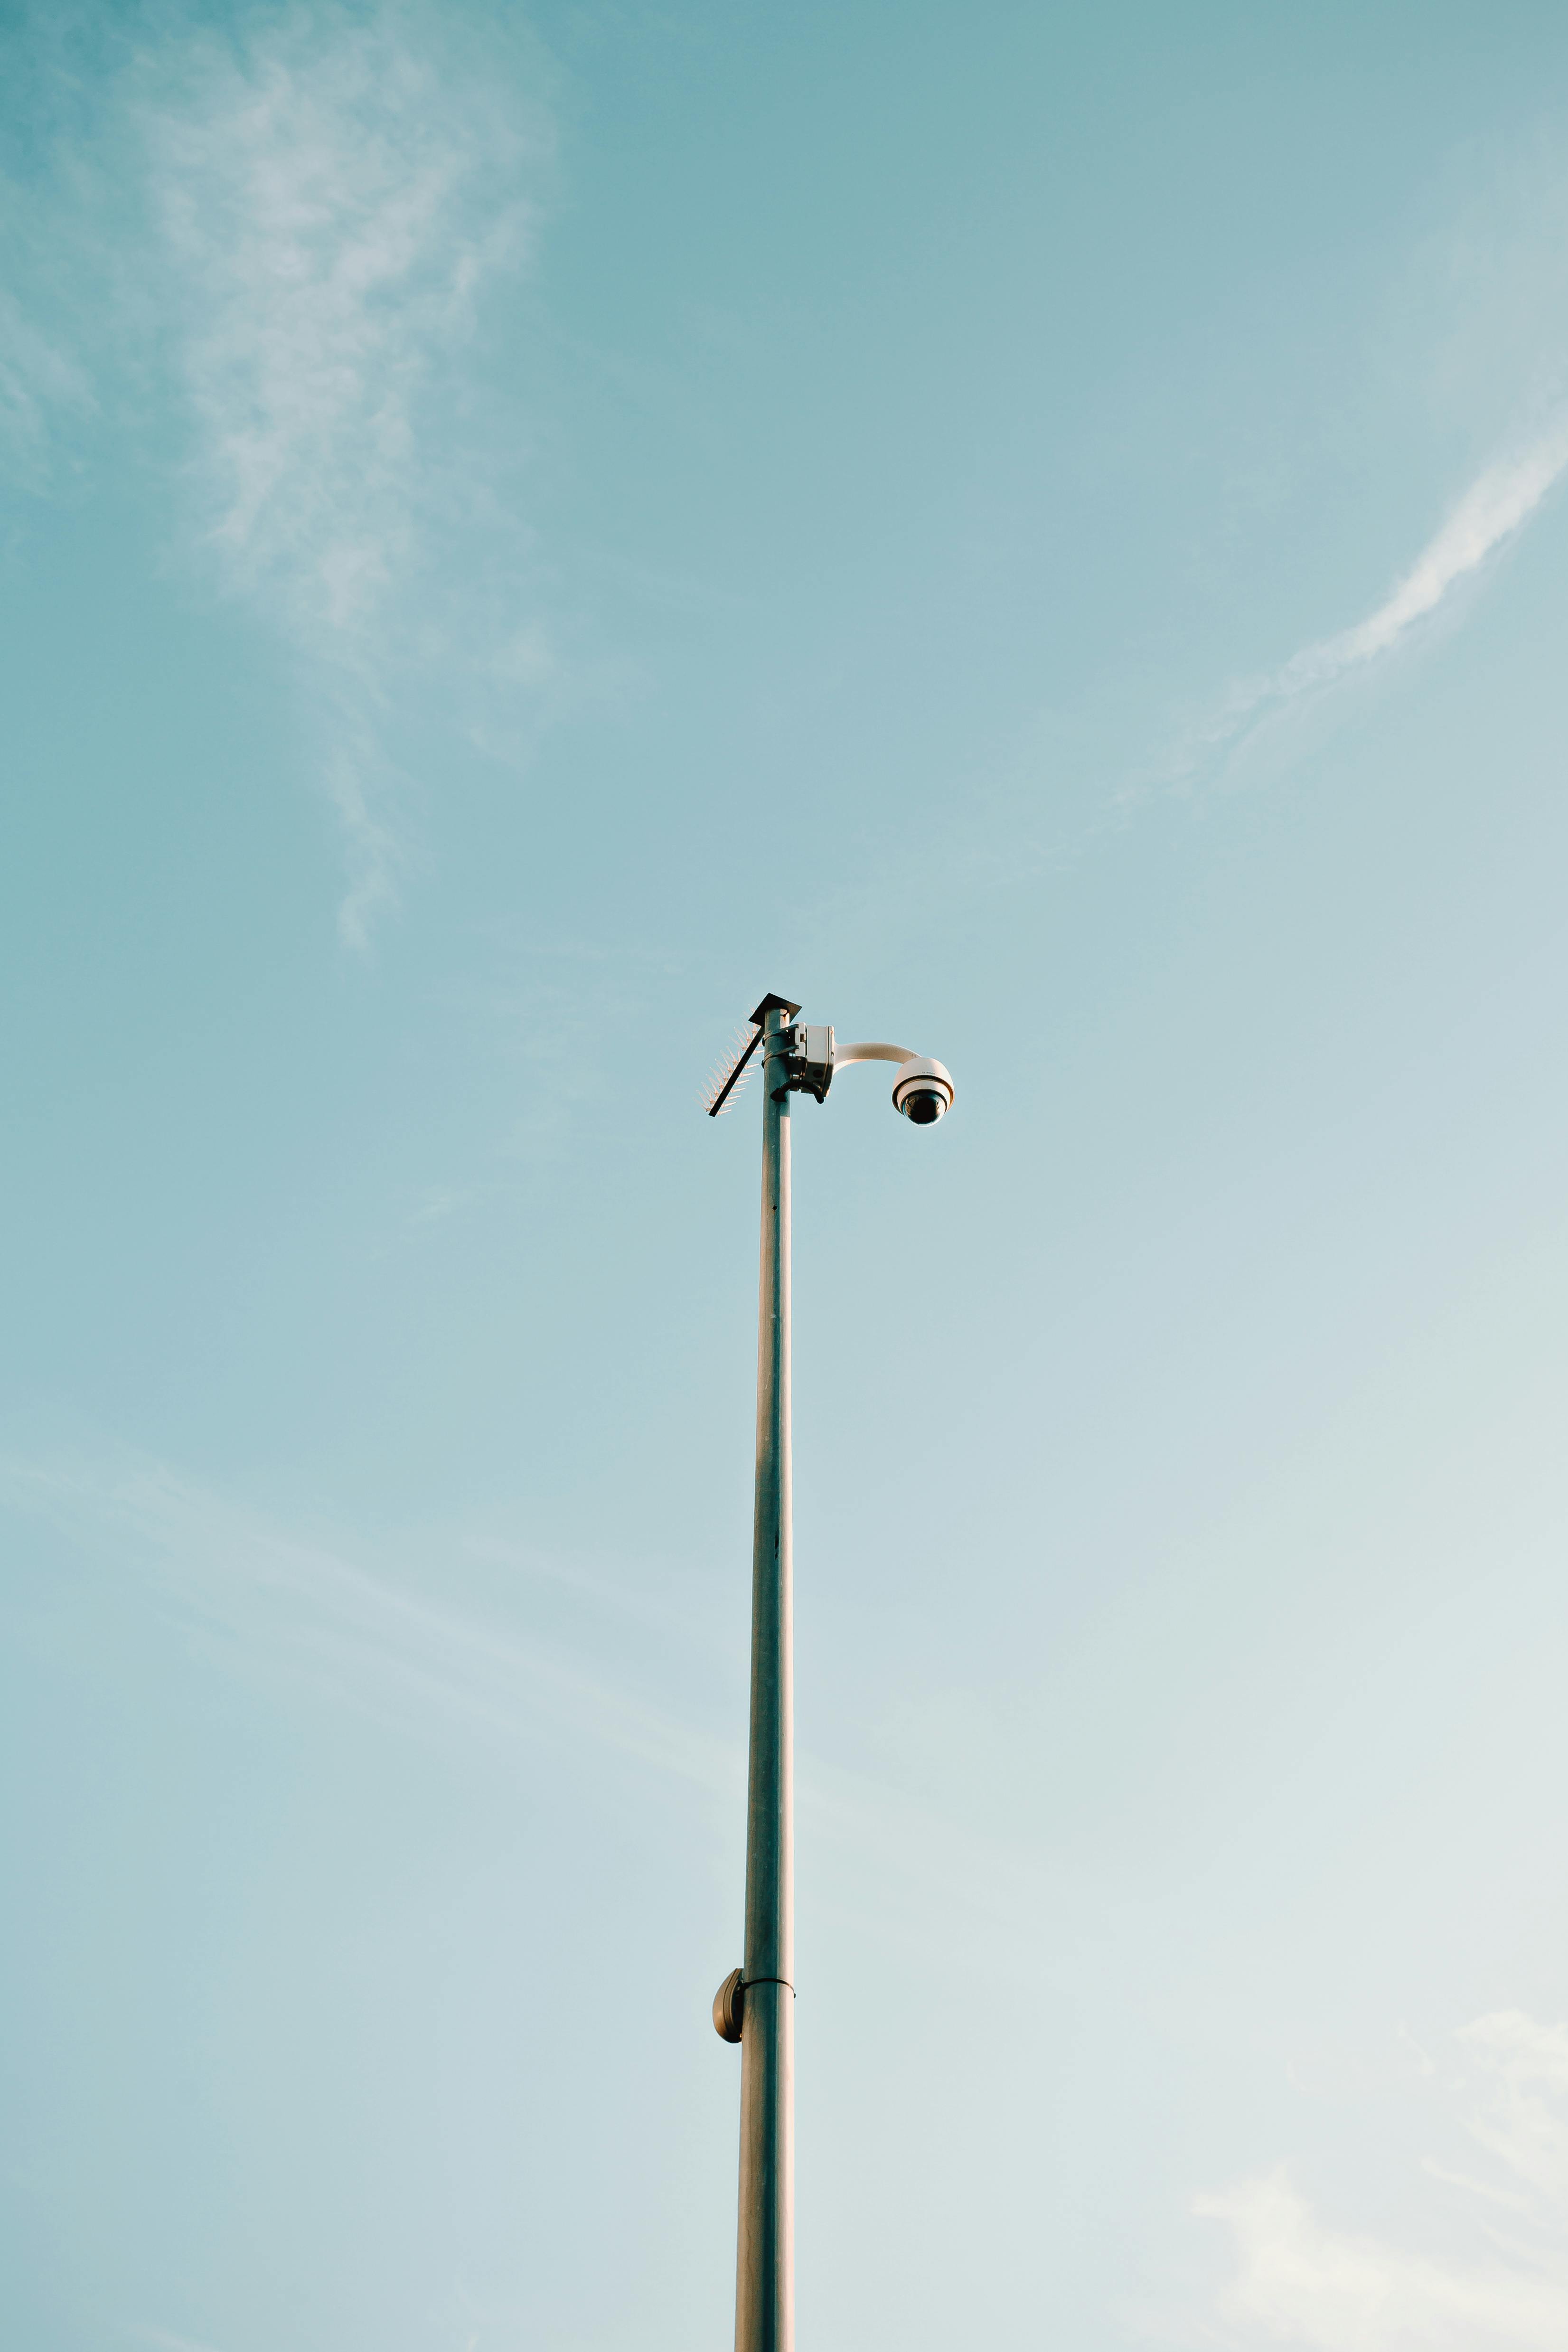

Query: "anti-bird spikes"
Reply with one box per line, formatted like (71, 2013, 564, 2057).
(701, 1021, 763, 1117)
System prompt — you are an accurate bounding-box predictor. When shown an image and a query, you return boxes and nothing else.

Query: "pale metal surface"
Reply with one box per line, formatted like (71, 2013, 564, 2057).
(734, 1001, 795, 2352)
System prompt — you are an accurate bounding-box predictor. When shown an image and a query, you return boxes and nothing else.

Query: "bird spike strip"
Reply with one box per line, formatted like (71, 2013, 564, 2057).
(702, 1021, 764, 1117)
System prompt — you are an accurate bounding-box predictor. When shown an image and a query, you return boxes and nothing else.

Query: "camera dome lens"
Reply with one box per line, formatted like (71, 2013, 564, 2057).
(901, 1087, 945, 1124)
(889, 1055, 954, 1125)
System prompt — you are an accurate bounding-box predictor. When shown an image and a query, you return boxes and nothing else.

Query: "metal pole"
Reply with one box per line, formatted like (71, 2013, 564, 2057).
(735, 1003, 794, 2352)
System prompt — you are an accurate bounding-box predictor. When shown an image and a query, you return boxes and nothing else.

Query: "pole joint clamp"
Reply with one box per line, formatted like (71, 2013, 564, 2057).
(712, 1967, 744, 2043)
(711, 1969, 795, 2042)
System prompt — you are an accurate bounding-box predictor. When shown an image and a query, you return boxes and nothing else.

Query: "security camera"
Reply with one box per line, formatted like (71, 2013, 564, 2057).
(891, 1057, 954, 1125)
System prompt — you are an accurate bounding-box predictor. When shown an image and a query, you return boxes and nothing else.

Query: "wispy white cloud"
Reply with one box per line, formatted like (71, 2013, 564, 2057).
(0, 286, 95, 492)
(1458, 2012, 1568, 2212)
(1183, 419, 1568, 782)
(0, 1, 555, 946)
(141, 12, 538, 623)
(1197, 2013, 1568, 2350)
(143, 5, 553, 945)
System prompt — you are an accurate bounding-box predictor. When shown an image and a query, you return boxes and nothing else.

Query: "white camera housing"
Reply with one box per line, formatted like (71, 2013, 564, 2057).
(891, 1057, 954, 1125)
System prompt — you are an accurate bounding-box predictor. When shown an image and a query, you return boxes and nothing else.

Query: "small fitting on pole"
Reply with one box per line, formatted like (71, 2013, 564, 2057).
(712, 1967, 745, 2043)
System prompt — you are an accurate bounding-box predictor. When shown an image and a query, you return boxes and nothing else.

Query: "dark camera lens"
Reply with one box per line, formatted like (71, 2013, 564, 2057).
(901, 1088, 945, 1124)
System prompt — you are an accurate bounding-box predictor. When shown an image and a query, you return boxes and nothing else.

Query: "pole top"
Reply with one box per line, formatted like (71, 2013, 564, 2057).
(749, 992, 802, 1025)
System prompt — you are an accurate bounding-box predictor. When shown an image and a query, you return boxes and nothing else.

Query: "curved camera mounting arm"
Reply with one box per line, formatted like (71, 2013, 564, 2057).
(763, 1023, 956, 1124)
(833, 1040, 917, 1067)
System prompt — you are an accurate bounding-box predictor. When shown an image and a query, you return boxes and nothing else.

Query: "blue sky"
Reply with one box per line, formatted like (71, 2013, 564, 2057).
(5, 3, 1568, 2346)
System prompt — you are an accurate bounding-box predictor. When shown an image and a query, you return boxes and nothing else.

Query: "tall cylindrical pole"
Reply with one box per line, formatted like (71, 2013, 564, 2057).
(735, 1006, 794, 2352)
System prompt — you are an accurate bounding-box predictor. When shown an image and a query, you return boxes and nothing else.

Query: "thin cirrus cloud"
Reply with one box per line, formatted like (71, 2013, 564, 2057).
(0, 285, 95, 491)
(1, 1, 554, 949)
(142, 5, 554, 948)
(1197, 2013, 1568, 2350)
(0, 1445, 1056, 1960)
(1188, 417, 1568, 779)
(0, 1448, 732, 1791)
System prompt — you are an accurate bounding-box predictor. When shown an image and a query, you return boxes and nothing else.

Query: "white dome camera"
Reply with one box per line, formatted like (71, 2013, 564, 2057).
(891, 1057, 954, 1125)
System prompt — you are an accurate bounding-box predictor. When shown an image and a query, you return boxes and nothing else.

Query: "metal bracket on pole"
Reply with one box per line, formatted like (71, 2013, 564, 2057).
(765, 1023, 836, 1103)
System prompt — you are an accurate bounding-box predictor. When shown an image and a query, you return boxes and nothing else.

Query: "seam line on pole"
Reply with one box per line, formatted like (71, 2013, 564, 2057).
(741, 1975, 795, 1994)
